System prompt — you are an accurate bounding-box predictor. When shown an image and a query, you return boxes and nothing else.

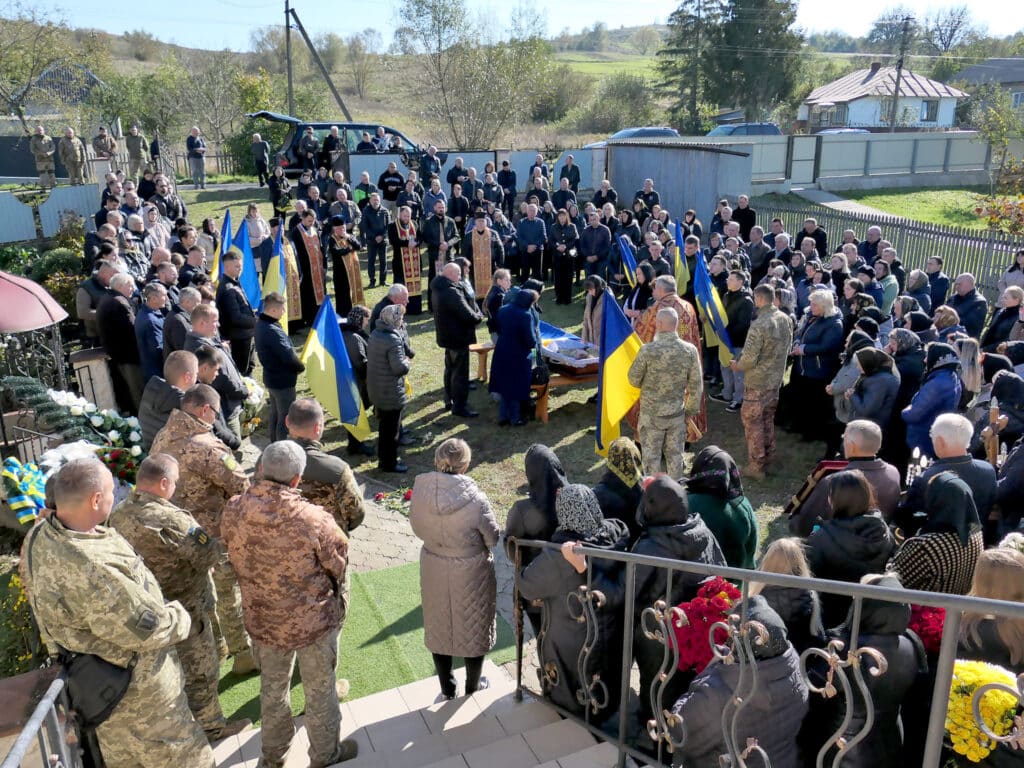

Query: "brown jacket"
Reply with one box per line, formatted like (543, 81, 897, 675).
(409, 471, 500, 657)
(222, 480, 348, 650)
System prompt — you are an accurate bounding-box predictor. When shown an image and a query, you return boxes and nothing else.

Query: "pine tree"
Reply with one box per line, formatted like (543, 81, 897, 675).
(656, 0, 727, 133)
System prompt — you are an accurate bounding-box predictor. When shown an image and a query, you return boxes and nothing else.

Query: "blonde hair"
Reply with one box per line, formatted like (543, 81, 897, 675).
(434, 438, 471, 474)
(961, 548, 1024, 666)
(933, 305, 960, 331)
(1003, 286, 1024, 306)
(957, 338, 982, 393)
(749, 538, 811, 596)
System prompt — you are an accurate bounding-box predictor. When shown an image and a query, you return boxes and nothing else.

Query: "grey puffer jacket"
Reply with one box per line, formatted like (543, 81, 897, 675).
(409, 471, 500, 658)
(366, 317, 410, 412)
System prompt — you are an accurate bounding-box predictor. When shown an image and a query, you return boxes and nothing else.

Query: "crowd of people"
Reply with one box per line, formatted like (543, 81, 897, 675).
(22, 134, 1024, 767)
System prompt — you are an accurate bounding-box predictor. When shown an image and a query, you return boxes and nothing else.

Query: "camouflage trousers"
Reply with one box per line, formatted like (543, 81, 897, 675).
(179, 606, 226, 736)
(740, 387, 779, 472)
(638, 411, 688, 480)
(210, 547, 251, 656)
(34, 161, 55, 189)
(96, 647, 214, 768)
(128, 155, 145, 180)
(66, 162, 85, 185)
(256, 627, 342, 768)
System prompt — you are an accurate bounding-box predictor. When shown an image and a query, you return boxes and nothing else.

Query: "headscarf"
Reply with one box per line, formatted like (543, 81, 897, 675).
(889, 327, 920, 356)
(637, 475, 690, 527)
(555, 483, 605, 539)
(855, 347, 894, 377)
(992, 370, 1024, 411)
(854, 316, 879, 340)
(687, 446, 743, 501)
(922, 471, 979, 545)
(378, 304, 404, 331)
(925, 341, 960, 374)
(605, 437, 642, 488)
(347, 305, 370, 330)
(742, 595, 790, 659)
(524, 444, 566, 517)
(982, 354, 1013, 385)
(908, 310, 934, 334)
(844, 330, 875, 361)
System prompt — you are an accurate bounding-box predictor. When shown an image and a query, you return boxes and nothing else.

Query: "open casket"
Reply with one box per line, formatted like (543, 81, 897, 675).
(539, 321, 600, 375)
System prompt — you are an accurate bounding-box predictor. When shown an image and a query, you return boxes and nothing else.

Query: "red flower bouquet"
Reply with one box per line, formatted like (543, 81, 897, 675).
(672, 577, 742, 674)
(908, 604, 945, 656)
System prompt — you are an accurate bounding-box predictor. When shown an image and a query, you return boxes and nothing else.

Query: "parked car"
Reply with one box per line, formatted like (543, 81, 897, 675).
(246, 111, 446, 178)
(706, 122, 782, 137)
(815, 128, 871, 135)
(583, 126, 681, 148)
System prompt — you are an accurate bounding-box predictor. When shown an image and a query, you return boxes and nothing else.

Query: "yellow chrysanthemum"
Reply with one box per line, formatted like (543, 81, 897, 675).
(946, 660, 1020, 762)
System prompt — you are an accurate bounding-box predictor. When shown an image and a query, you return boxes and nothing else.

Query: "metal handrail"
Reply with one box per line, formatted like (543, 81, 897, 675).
(0, 676, 80, 768)
(510, 536, 1024, 768)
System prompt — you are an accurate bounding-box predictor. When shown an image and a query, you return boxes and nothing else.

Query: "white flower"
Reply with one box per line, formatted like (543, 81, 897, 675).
(107, 430, 121, 442)
(90, 416, 104, 427)
(130, 445, 142, 457)
(70, 406, 84, 416)
(129, 431, 141, 443)
(125, 417, 140, 428)
(84, 403, 97, 413)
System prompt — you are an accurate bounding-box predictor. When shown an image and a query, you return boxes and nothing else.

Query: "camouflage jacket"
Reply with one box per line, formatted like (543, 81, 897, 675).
(92, 134, 116, 157)
(108, 489, 217, 616)
(20, 516, 191, 667)
(150, 409, 249, 538)
(628, 331, 703, 418)
(58, 136, 86, 166)
(124, 133, 148, 159)
(736, 304, 793, 392)
(29, 134, 54, 161)
(293, 437, 365, 533)
(222, 480, 348, 650)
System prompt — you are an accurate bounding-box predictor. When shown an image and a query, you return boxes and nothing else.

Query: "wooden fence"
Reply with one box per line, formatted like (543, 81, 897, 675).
(750, 202, 1021, 303)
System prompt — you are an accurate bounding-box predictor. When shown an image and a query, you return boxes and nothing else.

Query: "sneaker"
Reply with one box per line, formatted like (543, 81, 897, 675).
(335, 678, 351, 700)
(708, 393, 730, 404)
(725, 402, 742, 413)
(230, 648, 259, 675)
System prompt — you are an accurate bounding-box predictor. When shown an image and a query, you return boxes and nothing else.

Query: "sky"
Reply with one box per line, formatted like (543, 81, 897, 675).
(27, 0, 1024, 52)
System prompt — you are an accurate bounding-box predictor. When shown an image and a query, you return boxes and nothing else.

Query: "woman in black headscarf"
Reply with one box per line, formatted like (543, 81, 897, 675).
(889, 472, 983, 595)
(622, 261, 655, 329)
(519, 484, 630, 723)
(591, 437, 644, 541)
(686, 446, 757, 569)
(846, 347, 901, 429)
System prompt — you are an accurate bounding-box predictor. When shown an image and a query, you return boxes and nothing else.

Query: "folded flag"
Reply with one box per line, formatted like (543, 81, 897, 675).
(595, 288, 641, 456)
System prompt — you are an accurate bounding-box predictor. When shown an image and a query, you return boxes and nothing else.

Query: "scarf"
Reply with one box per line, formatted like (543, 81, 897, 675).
(687, 445, 743, 500)
(555, 483, 605, 539)
(855, 347, 893, 377)
(923, 471, 979, 545)
(605, 437, 642, 488)
(889, 328, 920, 356)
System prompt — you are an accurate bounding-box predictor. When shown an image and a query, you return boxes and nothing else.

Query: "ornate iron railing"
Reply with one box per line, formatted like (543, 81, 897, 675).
(510, 538, 1024, 768)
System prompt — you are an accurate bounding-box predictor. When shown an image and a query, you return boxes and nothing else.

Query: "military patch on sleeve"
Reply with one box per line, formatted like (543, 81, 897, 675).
(133, 608, 159, 635)
(188, 526, 211, 547)
(220, 453, 239, 471)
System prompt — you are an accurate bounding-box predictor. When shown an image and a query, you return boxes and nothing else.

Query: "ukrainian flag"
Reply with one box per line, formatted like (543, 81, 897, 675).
(616, 234, 638, 289)
(595, 288, 641, 456)
(232, 219, 263, 309)
(261, 226, 287, 317)
(210, 209, 231, 283)
(693, 249, 735, 367)
(674, 220, 690, 296)
(301, 296, 371, 441)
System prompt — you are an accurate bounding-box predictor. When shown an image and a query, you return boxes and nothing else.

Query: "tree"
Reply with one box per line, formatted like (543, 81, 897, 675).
(656, 0, 727, 133)
(866, 6, 917, 54)
(250, 25, 309, 76)
(346, 28, 381, 99)
(313, 32, 346, 74)
(570, 73, 656, 134)
(631, 26, 662, 55)
(175, 50, 244, 146)
(123, 29, 159, 61)
(577, 22, 609, 52)
(921, 5, 979, 54)
(708, 0, 804, 121)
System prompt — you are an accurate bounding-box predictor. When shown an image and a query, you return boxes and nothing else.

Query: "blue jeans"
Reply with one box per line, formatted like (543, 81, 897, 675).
(720, 347, 744, 404)
(499, 396, 521, 423)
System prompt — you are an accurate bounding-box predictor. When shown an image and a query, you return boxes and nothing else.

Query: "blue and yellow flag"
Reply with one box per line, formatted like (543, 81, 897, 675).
(595, 289, 642, 456)
(674, 220, 690, 296)
(301, 296, 371, 441)
(261, 226, 287, 318)
(693, 249, 735, 367)
(232, 219, 263, 309)
(211, 209, 231, 282)
(616, 234, 638, 289)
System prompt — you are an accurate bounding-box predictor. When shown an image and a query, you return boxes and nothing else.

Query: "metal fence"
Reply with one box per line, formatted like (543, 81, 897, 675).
(751, 201, 1022, 304)
(170, 153, 241, 179)
(0, 677, 82, 768)
(510, 537, 1024, 768)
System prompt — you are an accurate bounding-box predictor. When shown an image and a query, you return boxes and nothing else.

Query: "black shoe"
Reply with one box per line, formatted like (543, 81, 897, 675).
(452, 408, 479, 418)
(348, 441, 376, 456)
(468, 381, 479, 390)
(380, 278, 388, 286)
(512, 419, 527, 427)
(368, 281, 377, 289)
(498, 419, 510, 427)
(380, 462, 408, 473)
(708, 393, 730, 404)
(726, 402, 742, 413)
(398, 433, 415, 446)
(443, 400, 452, 411)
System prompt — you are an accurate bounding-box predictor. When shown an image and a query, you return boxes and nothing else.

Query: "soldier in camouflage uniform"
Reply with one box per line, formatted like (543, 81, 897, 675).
(58, 127, 87, 185)
(20, 458, 215, 767)
(108, 454, 250, 741)
(124, 124, 149, 182)
(628, 307, 704, 479)
(731, 284, 794, 480)
(29, 125, 56, 189)
(150, 383, 257, 675)
(92, 125, 118, 172)
(223, 441, 359, 767)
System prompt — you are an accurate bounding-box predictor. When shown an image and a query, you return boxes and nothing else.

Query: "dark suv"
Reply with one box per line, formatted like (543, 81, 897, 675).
(246, 111, 445, 178)
(706, 122, 782, 137)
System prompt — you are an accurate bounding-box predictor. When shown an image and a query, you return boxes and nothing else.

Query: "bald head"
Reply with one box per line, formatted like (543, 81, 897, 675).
(442, 262, 462, 282)
(51, 458, 114, 530)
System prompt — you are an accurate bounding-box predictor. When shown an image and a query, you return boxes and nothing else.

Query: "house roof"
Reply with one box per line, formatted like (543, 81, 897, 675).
(804, 66, 968, 106)
(955, 58, 1024, 86)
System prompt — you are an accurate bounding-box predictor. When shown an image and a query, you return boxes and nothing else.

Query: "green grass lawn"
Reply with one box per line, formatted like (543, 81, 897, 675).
(841, 187, 989, 230)
(552, 51, 658, 78)
(217, 563, 515, 724)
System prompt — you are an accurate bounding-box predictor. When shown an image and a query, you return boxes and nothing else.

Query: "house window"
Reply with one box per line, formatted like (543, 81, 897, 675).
(814, 104, 847, 127)
(921, 100, 939, 122)
(1013, 92, 1024, 111)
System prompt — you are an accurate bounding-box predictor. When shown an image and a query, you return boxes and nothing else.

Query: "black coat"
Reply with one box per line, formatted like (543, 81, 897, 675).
(758, 585, 824, 655)
(97, 294, 139, 364)
(591, 472, 642, 541)
(366, 325, 410, 411)
(254, 314, 304, 389)
(518, 520, 631, 723)
(897, 455, 997, 537)
(489, 292, 537, 402)
(215, 275, 256, 342)
(950, 289, 989, 339)
(137, 375, 238, 451)
(981, 306, 1020, 351)
(431, 275, 482, 349)
(342, 326, 370, 407)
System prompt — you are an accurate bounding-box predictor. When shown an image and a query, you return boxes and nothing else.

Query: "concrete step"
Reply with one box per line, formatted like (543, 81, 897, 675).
(212, 659, 625, 767)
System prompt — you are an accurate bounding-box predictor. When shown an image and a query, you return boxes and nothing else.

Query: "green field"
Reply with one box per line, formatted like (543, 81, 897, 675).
(841, 187, 989, 230)
(552, 51, 658, 79)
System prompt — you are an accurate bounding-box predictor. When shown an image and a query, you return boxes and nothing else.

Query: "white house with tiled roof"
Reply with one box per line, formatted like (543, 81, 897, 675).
(798, 63, 968, 130)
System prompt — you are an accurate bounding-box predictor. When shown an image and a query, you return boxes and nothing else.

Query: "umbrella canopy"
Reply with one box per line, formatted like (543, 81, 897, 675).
(0, 270, 69, 332)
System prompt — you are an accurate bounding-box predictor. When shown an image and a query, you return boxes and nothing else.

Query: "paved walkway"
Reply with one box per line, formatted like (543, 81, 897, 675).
(791, 187, 897, 219)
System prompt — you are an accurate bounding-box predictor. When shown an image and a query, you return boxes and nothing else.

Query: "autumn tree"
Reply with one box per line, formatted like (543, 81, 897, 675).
(921, 5, 980, 54)
(346, 28, 381, 99)
(630, 26, 662, 55)
(865, 6, 917, 55)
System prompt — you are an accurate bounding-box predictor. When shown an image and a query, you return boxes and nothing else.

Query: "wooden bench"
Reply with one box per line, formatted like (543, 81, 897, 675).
(530, 372, 599, 424)
(469, 342, 494, 383)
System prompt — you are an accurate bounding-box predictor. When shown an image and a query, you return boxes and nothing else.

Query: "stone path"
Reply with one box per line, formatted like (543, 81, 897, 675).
(791, 187, 897, 219)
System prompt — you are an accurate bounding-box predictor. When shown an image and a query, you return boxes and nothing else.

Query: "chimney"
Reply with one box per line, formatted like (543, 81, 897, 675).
(870, 62, 882, 76)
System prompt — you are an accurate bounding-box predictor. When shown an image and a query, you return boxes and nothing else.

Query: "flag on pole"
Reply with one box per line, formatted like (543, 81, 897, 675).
(261, 226, 287, 319)
(211, 210, 231, 283)
(232, 219, 263, 309)
(615, 234, 638, 289)
(674, 220, 690, 296)
(693, 249, 735, 368)
(595, 289, 642, 456)
(301, 296, 371, 441)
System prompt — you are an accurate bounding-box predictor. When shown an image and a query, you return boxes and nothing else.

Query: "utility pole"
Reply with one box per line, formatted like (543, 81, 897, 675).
(691, 1, 700, 135)
(288, 7, 353, 121)
(889, 15, 913, 133)
(285, 0, 295, 116)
